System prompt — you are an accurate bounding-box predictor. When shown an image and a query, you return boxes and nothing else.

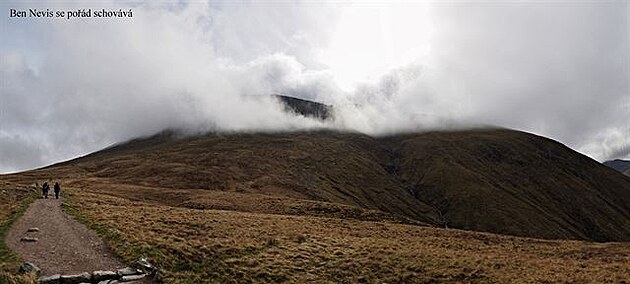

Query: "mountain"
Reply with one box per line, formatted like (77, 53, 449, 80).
(27, 128, 630, 242)
(604, 159, 630, 176)
(384, 131, 630, 241)
(274, 95, 332, 120)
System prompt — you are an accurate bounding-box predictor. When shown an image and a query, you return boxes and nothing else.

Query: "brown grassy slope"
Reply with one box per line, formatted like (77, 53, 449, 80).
(0, 180, 38, 284)
(15, 129, 630, 241)
(386, 129, 630, 241)
(47, 131, 437, 224)
(65, 190, 630, 284)
(2, 129, 630, 282)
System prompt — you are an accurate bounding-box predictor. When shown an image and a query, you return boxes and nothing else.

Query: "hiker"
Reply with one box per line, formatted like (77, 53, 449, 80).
(54, 182, 61, 199)
(42, 182, 49, 199)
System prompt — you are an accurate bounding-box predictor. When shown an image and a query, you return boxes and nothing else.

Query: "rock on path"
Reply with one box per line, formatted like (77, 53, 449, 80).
(5, 198, 125, 276)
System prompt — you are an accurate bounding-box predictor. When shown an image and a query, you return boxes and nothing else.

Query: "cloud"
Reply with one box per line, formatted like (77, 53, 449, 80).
(331, 1, 629, 158)
(0, 1, 628, 173)
(0, 1, 327, 172)
(0, 133, 45, 173)
(427, 2, 629, 161)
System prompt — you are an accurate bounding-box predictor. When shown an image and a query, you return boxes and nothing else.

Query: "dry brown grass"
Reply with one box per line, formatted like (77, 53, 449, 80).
(0, 272, 37, 284)
(62, 180, 414, 224)
(3, 129, 630, 283)
(47, 129, 630, 241)
(385, 129, 630, 241)
(0, 180, 38, 284)
(65, 188, 629, 283)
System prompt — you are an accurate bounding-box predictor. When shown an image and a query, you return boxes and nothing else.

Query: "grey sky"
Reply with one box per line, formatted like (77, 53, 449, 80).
(1, 0, 628, 173)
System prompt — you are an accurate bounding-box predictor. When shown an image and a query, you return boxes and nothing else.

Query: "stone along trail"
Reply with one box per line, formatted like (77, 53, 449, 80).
(5, 198, 153, 283)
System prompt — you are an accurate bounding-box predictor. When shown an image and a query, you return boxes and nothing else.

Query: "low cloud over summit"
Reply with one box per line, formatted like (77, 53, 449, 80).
(1, 0, 628, 172)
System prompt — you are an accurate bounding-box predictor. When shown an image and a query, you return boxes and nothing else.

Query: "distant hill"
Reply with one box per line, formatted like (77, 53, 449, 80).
(21, 128, 630, 242)
(604, 159, 630, 176)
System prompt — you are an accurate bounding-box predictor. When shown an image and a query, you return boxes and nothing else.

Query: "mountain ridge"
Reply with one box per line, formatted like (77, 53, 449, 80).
(604, 159, 630, 177)
(14, 128, 630, 242)
(274, 94, 332, 120)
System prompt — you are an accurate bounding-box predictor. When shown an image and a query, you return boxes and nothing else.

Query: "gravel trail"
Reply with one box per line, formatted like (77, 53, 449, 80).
(5, 198, 125, 276)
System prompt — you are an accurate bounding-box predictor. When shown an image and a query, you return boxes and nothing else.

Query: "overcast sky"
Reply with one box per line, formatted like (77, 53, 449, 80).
(1, 0, 628, 173)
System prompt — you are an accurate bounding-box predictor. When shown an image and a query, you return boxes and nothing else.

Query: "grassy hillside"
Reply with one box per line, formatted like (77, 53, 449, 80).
(66, 190, 630, 283)
(386, 130, 630, 241)
(47, 131, 437, 225)
(13, 129, 630, 242)
(2, 128, 630, 282)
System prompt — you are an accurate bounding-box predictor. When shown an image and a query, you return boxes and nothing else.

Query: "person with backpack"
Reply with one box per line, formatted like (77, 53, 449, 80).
(42, 182, 49, 199)
(54, 182, 61, 199)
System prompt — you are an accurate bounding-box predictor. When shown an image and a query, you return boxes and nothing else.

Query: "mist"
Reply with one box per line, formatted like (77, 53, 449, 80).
(1, 1, 628, 173)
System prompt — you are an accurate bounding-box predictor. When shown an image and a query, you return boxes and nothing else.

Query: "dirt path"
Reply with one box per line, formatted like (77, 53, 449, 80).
(5, 197, 125, 276)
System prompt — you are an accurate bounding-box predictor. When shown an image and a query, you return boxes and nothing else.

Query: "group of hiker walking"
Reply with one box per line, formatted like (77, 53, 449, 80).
(38, 181, 61, 199)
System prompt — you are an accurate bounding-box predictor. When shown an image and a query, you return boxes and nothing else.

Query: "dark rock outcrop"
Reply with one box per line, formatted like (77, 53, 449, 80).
(275, 95, 332, 120)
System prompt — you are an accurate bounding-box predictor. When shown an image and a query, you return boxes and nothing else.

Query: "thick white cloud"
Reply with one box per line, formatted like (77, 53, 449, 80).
(0, 0, 628, 173)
